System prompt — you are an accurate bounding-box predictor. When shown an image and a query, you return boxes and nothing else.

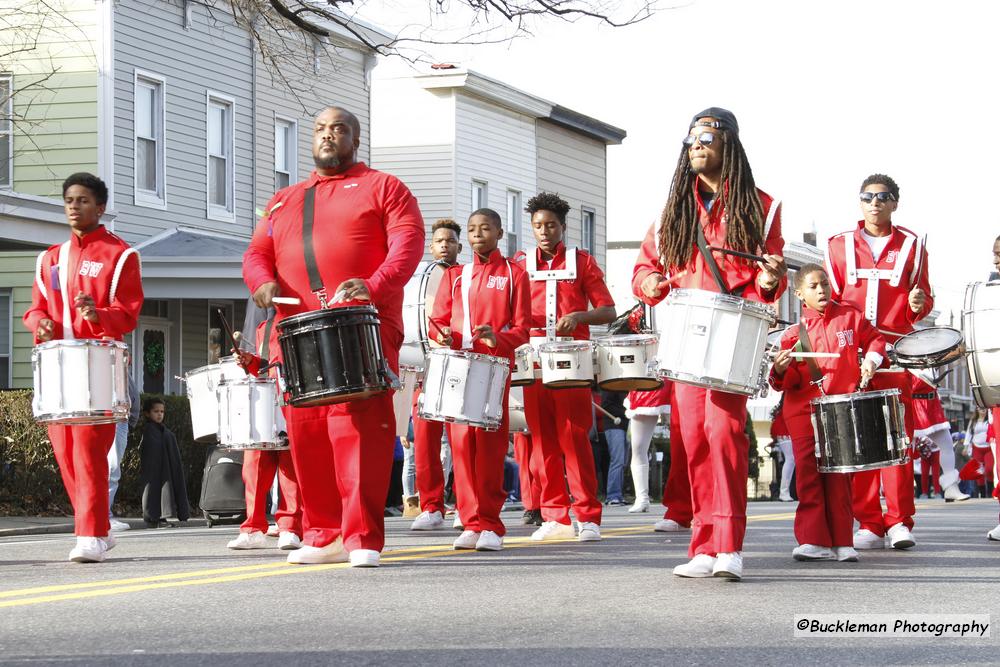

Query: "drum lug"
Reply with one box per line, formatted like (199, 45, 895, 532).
(819, 407, 833, 458)
(849, 401, 861, 455)
(810, 411, 821, 460)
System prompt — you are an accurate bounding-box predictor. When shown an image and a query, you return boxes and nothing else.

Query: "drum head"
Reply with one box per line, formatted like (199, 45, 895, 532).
(895, 327, 962, 356)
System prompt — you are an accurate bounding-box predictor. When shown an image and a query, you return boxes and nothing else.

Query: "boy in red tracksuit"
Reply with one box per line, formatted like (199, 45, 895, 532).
(430, 208, 531, 551)
(230, 313, 303, 551)
(23, 173, 143, 563)
(770, 264, 887, 563)
(514, 192, 617, 544)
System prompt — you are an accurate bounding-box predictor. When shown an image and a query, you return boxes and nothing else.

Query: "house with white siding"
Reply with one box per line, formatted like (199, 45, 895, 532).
(0, 0, 389, 392)
(370, 66, 625, 269)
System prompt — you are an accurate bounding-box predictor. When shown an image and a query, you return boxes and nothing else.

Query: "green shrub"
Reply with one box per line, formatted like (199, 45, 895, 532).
(0, 390, 211, 516)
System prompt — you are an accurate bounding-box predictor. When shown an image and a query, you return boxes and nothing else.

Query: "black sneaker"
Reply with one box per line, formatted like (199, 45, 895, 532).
(522, 510, 536, 525)
(529, 509, 542, 526)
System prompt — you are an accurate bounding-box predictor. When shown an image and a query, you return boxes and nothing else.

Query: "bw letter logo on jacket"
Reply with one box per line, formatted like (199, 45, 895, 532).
(79, 261, 105, 278)
(487, 276, 509, 291)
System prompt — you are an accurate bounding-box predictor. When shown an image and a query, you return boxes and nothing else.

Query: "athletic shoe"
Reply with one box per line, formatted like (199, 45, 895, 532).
(852, 529, 885, 550)
(672, 554, 716, 578)
(101, 534, 117, 551)
(475, 531, 503, 551)
(453, 530, 480, 550)
(792, 544, 833, 561)
(287, 537, 348, 564)
(833, 546, 860, 562)
(987, 524, 1000, 541)
(453, 514, 464, 530)
(349, 549, 380, 567)
(887, 523, 916, 550)
(227, 531, 268, 550)
(653, 519, 688, 532)
(713, 552, 743, 580)
(410, 510, 444, 531)
(577, 522, 601, 542)
(69, 537, 107, 563)
(109, 519, 130, 532)
(266, 524, 280, 537)
(606, 498, 626, 507)
(530, 521, 576, 541)
(277, 532, 302, 550)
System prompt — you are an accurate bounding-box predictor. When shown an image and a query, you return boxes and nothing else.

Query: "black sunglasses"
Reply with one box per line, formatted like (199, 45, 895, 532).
(859, 191, 896, 203)
(683, 131, 717, 147)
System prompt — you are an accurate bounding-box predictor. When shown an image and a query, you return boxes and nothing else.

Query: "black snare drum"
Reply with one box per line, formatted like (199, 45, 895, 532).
(277, 305, 390, 407)
(810, 389, 909, 473)
(891, 326, 965, 369)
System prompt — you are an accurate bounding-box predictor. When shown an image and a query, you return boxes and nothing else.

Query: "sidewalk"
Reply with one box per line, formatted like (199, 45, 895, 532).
(0, 516, 208, 537)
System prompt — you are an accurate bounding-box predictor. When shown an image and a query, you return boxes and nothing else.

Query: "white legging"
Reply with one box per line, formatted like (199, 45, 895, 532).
(629, 414, 658, 502)
(775, 437, 794, 498)
(927, 428, 959, 486)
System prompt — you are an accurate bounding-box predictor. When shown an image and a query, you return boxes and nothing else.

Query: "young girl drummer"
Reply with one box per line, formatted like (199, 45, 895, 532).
(770, 264, 887, 563)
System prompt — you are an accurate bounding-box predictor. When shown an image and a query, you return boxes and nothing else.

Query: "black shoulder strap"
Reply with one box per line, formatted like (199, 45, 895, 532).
(302, 186, 324, 294)
(695, 222, 730, 294)
(259, 316, 275, 370)
(798, 321, 824, 385)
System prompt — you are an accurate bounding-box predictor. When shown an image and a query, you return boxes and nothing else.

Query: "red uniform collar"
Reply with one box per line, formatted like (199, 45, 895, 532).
(801, 301, 840, 321)
(70, 224, 111, 248)
(305, 162, 369, 187)
(853, 220, 896, 240)
(473, 248, 505, 265)
(534, 242, 567, 264)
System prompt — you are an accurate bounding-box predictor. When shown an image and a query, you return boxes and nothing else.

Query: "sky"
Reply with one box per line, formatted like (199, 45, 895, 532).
(356, 0, 1000, 321)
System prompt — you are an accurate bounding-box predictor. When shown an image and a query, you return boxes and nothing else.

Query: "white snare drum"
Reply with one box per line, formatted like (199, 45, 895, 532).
(594, 334, 662, 392)
(655, 288, 775, 396)
(401, 261, 448, 369)
(963, 281, 1000, 408)
(392, 365, 422, 438)
(508, 385, 529, 433)
(537, 340, 595, 389)
(511, 344, 537, 386)
(217, 378, 288, 451)
(32, 339, 129, 425)
(418, 349, 509, 431)
(186, 356, 245, 443)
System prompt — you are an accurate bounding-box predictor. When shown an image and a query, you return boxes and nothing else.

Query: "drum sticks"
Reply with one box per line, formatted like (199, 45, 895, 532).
(215, 308, 241, 355)
(708, 246, 802, 271)
(593, 401, 622, 426)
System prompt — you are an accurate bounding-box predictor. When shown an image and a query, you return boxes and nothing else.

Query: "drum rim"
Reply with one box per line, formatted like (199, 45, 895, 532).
(810, 388, 901, 406)
(594, 334, 659, 345)
(427, 348, 509, 365)
(658, 369, 758, 396)
(277, 305, 379, 328)
(817, 456, 910, 473)
(34, 338, 127, 351)
(538, 341, 595, 352)
(217, 377, 277, 387)
(893, 326, 963, 356)
(666, 288, 776, 320)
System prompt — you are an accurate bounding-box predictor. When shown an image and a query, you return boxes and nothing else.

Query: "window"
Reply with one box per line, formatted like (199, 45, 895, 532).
(0, 288, 10, 388)
(582, 207, 596, 254)
(133, 71, 165, 207)
(471, 180, 487, 211)
(206, 93, 234, 220)
(0, 75, 11, 189)
(274, 117, 296, 191)
(505, 189, 521, 257)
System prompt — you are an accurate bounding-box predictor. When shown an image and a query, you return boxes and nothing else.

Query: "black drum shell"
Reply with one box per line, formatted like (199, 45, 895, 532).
(810, 390, 909, 473)
(277, 306, 390, 407)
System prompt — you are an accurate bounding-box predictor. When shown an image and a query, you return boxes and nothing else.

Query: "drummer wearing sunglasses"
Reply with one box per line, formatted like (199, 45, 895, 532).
(825, 174, 934, 551)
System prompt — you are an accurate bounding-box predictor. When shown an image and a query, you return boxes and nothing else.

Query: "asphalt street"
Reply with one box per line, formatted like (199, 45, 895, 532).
(0, 500, 997, 666)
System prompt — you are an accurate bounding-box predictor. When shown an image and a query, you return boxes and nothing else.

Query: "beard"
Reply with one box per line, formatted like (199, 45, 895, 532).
(314, 149, 340, 170)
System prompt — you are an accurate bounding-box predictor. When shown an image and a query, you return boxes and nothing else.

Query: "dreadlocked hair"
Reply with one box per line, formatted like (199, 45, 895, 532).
(656, 130, 766, 272)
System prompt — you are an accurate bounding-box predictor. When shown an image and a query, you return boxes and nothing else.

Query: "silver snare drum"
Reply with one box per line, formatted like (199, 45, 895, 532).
(418, 349, 510, 431)
(217, 377, 289, 451)
(32, 339, 129, 425)
(810, 389, 909, 473)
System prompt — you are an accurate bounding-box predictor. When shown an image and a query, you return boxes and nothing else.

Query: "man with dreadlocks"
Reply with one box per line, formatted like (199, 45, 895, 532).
(632, 107, 786, 580)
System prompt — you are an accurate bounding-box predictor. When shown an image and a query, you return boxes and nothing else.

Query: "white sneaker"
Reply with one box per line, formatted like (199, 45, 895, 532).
(452, 514, 464, 530)
(853, 529, 885, 550)
(792, 544, 834, 561)
(287, 537, 348, 564)
(266, 524, 280, 537)
(944, 483, 971, 502)
(453, 530, 481, 550)
(833, 546, 860, 562)
(411, 510, 444, 531)
(672, 554, 717, 578)
(277, 532, 302, 550)
(227, 531, 268, 550)
(349, 549, 380, 567)
(109, 519, 130, 532)
(69, 537, 107, 563)
(577, 522, 601, 542)
(101, 534, 117, 551)
(530, 521, 576, 541)
(628, 499, 650, 513)
(713, 552, 743, 580)
(987, 524, 1000, 541)
(653, 519, 687, 532)
(475, 530, 503, 551)
(887, 523, 916, 550)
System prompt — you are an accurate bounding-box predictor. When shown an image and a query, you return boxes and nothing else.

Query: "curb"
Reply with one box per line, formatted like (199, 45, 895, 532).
(0, 518, 211, 538)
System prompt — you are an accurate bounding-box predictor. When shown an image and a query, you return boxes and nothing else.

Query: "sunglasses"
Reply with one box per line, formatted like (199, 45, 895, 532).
(683, 131, 717, 147)
(859, 191, 896, 203)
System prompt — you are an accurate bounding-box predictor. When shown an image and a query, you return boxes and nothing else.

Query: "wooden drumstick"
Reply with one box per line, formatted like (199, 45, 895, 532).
(271, 296, 301, 305)
(708, 246, 802, 271)
(593, 401, 621, 426)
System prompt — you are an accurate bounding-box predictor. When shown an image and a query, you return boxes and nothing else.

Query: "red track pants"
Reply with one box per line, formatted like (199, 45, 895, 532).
(523, 383, 601, 525)
(240, 446, 302, 536)
(673, 384, 748, 557)
(412, 386, 447, 514)
(48, 423, 115, 537)
(662, 400, 693, 525)
(787, 413, 853, 548)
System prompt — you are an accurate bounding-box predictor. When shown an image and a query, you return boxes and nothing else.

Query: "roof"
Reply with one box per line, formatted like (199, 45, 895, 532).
(135, 227, 250, 298)
(136, 226, 249, 258)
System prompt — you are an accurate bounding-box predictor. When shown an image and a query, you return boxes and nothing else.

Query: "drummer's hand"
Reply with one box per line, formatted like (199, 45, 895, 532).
(436, 326, 453, 347)
(555, 313, 580, 336)
(334, 278, 370, 302)
(233, 349, 256, 371)
(74, 292, 99, 323)
(860, 359, 877, 387)
(36, 318, 55, 342)
(640, 273, 667, 298)
(772, 348, 792, 375)
(908, 287, 927, 314)
(472, 324, 497, 348)
(757, 255, 786, 291)
(253, 282, 280, 308)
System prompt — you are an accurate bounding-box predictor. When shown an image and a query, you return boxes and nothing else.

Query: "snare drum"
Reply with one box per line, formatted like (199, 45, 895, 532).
(537, 340, 595, 389)
(32, 339, 129, 425)
(963, 281, 1000, 408)
(891, 326, 965, 369)
(217, 378, 289, 451)
(810, 389, 909, 473)
(594, 334, 662, 391)
(277, 305, 391, 407)
(655, 289, 774, 396)
(418, 349, 509, 430)
(508, 385, 529, 433)
(511, 344, 537, 386)
(186, 356, 245, 443)
(400, 261, 448, 369)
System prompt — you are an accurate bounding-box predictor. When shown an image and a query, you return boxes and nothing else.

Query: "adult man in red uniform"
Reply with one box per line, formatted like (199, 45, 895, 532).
(633, 108, 786, 580)
(24, 173, 143, 563)
(243, 106, 424, 567)
(410, 219, 462, 531)
(825, 173, 933, 550)
(515, 192, 616, 543)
